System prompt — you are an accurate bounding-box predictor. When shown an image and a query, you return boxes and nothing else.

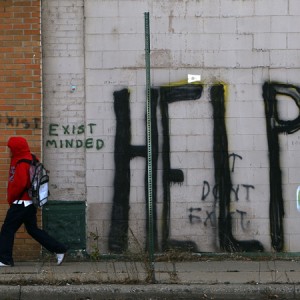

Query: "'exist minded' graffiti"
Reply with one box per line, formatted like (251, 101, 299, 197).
(45, 123, 104, 150)
(108, 81, 300, 254)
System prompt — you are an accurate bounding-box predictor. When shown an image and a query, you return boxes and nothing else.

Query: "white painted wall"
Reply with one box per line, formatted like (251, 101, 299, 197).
(42, 0, 86, 200)
(42, 0, 300, 254)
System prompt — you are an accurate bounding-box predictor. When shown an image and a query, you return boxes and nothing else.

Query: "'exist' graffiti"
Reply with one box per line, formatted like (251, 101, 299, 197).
(1, 115, 41, 129)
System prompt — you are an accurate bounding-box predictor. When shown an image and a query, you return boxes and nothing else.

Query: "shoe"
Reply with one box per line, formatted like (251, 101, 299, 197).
(0, 262, 11, 267)
(56, 253, 65, 266)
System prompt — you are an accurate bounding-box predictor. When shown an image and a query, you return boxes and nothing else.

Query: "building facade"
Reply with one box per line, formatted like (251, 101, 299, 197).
(42, 0, 300, 256)
(3, 0, 300, 260)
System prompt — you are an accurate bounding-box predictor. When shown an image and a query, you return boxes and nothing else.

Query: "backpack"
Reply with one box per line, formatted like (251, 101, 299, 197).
(17, 154, 49, 208)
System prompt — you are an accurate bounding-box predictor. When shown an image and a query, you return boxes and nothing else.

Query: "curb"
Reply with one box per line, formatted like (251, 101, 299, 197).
(1, 283, 299, 300)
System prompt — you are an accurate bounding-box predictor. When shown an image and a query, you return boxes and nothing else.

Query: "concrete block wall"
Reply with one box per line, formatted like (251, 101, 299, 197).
(43, 0, 300, 255)
(42, 0, 86, 201)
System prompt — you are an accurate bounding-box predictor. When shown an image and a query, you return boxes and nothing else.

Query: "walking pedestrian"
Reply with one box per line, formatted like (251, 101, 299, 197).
(0, 136, 67, 267)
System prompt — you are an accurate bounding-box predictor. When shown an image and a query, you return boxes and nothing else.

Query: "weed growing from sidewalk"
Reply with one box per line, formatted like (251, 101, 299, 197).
(127, 227, 156, 283)
(88, 228, 101, 261)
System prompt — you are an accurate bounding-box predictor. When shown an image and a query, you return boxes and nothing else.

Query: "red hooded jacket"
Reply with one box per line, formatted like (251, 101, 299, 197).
(7, 137, 32, 205)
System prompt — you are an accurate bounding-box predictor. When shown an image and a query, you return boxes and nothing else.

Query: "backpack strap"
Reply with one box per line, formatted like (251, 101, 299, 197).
(31, 154, 38, 163)
(17, 159, 32, 165)
(17, 154, 37, 166)
(16, 155, 35, 200)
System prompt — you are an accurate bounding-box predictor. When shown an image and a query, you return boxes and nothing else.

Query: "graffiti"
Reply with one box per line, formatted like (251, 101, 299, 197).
(3, 115, 40, 129)
(108, 89, 132, 253)
(48, 123, 97, 136)
(211, 84, 263, 252)
(189, 207, 202, 224)
(160, 84, 203, 252)
(108, 88, 159, 253)
(45, 123, 104, 150)
(189, 207, 249, 231)
(229, 153, 242, 172)
(204, 211, 216, 227)
(108, 80, 300, 254)
(109, 85, 202, 253)
(201, 181, 255, 202)
(242, 184, 255, 201)
(263, 82, 300, 251)
(192, 178, 255, 232)
(45, 138, 104, 149)
(236, 210, 250, 231)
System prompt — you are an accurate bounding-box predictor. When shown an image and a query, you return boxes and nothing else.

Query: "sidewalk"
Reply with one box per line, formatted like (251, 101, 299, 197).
(0, 258, 300, 299)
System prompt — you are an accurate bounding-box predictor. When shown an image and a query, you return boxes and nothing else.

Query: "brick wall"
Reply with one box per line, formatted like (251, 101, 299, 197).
(0, 0, 42, 260)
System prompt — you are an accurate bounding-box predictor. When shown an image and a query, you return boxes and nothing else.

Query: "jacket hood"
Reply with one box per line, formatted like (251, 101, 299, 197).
(7, 137, 31, 158)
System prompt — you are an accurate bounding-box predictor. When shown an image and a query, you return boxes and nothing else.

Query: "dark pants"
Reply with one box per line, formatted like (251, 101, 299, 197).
(0, 204, 67, 266)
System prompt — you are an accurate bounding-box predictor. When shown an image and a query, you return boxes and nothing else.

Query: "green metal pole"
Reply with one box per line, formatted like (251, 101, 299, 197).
(144, 12, 155, 282)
